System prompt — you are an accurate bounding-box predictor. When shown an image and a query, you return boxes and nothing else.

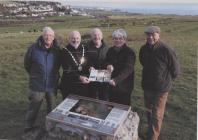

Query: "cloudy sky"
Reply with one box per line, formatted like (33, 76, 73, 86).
(58, 0, 198, 8)
(15, 0, 198, 5)
(60, 0, 198, 4)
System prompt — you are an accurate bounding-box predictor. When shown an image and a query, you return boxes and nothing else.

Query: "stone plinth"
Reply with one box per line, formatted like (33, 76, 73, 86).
(45, 95, 140, 140)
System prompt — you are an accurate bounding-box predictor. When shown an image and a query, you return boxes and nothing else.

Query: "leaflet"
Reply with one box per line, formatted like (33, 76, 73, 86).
(89, 69, 111, 82)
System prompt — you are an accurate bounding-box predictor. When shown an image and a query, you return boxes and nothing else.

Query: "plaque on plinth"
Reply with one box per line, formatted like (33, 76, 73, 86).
(46, 95, 139, 140)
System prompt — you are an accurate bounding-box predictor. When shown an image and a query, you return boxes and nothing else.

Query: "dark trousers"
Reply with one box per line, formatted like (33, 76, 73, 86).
(144, 90, 168, 140)
(88, 82, 109, 101)
(109, 86, 131, 105)
(25, 89, 55, 128)
(61, 83, 94, 99)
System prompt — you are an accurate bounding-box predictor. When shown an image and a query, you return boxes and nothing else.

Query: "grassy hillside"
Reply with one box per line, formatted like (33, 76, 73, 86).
(0, 14, 197, 140)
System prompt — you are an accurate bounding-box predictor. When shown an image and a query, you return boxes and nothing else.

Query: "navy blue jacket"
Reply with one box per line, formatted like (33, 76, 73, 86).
(24, 36, 60, 92)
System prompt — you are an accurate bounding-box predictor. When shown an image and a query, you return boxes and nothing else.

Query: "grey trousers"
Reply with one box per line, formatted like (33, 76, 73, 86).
(25, 89, 55, 128)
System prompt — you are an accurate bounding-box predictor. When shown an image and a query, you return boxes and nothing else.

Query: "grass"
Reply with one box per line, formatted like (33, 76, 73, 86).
(0, 14, 197, 140)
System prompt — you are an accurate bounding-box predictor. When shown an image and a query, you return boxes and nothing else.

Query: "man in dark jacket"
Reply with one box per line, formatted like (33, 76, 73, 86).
(86, 28, 110, 100)
(24, 27, 60, 132)
(60, 31, 91, 99)
(139, 26, 180, 140)
(106, 29, 136, 105)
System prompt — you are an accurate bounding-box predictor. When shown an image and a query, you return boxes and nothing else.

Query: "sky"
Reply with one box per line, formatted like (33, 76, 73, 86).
(58, 0, 198, 9)
(60, 0, 198, 4)
(59, 0, 198, 9)
(12, 0, 198, 5)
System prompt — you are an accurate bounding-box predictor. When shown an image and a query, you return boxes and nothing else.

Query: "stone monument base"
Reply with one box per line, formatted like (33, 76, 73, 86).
(45, 110, 139, 140)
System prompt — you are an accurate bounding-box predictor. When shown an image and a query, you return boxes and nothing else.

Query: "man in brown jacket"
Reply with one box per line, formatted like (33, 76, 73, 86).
(139, 26, 180, 140)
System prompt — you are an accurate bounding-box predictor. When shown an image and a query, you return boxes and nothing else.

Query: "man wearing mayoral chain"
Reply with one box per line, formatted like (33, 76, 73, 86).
(60, 31, 91, 99)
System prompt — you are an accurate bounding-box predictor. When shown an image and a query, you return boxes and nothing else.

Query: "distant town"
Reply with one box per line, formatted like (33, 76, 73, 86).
(0, 1, 92, 19)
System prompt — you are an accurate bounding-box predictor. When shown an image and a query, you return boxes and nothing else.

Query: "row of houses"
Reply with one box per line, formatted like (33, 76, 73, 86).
(0, 1, 73, 18)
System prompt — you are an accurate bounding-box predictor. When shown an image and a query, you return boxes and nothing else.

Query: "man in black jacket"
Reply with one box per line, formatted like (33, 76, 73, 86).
(86, 28, 110, 100)
(60, 31, 91, 99)
(139, 26, 180, 140)
(106, 29, 136, 105)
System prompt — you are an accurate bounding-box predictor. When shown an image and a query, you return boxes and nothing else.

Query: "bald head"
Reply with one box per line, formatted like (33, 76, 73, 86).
(90, 28, 103, 48)
(68, 31, 81, 49)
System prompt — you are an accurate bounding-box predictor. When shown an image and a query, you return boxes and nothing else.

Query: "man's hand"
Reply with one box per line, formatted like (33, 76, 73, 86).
(89, 66, 95, 72)
(107, 65, 114, 73)
(79, 75, 90, 84)
(109, 79, 116, 86)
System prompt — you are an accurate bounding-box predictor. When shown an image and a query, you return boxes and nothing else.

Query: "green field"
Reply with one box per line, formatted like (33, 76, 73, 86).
(0, 14, 197, 140)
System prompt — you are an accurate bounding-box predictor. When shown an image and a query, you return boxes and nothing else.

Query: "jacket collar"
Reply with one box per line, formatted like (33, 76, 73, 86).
(146, 40, 161, 50)
(89, 39, 106, 49)
(113, 43, 127, 52)
(37, 36, 59, 51)
(66, 43, 83, 52)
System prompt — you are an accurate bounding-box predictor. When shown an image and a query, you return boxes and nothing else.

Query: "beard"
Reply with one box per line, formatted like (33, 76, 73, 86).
(71, 42, 80, 49)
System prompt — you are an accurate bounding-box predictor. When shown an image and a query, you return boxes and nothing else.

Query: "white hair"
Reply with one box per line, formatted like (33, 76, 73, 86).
(42, 26, 54, 35)
(90, 28, 103, 37)
(112, 29, 127, 39)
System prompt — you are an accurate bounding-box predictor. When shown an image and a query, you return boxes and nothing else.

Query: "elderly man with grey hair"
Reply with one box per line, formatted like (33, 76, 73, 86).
(86, 28, 110, 100)
(24, 26, 60, 132)
(105, 29, 136, 105)
(139, 26, 180, 140)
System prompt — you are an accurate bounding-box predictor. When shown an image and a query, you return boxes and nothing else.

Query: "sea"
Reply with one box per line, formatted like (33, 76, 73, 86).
(119, 4, 198, 15)
(62, 2, 198, 16)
